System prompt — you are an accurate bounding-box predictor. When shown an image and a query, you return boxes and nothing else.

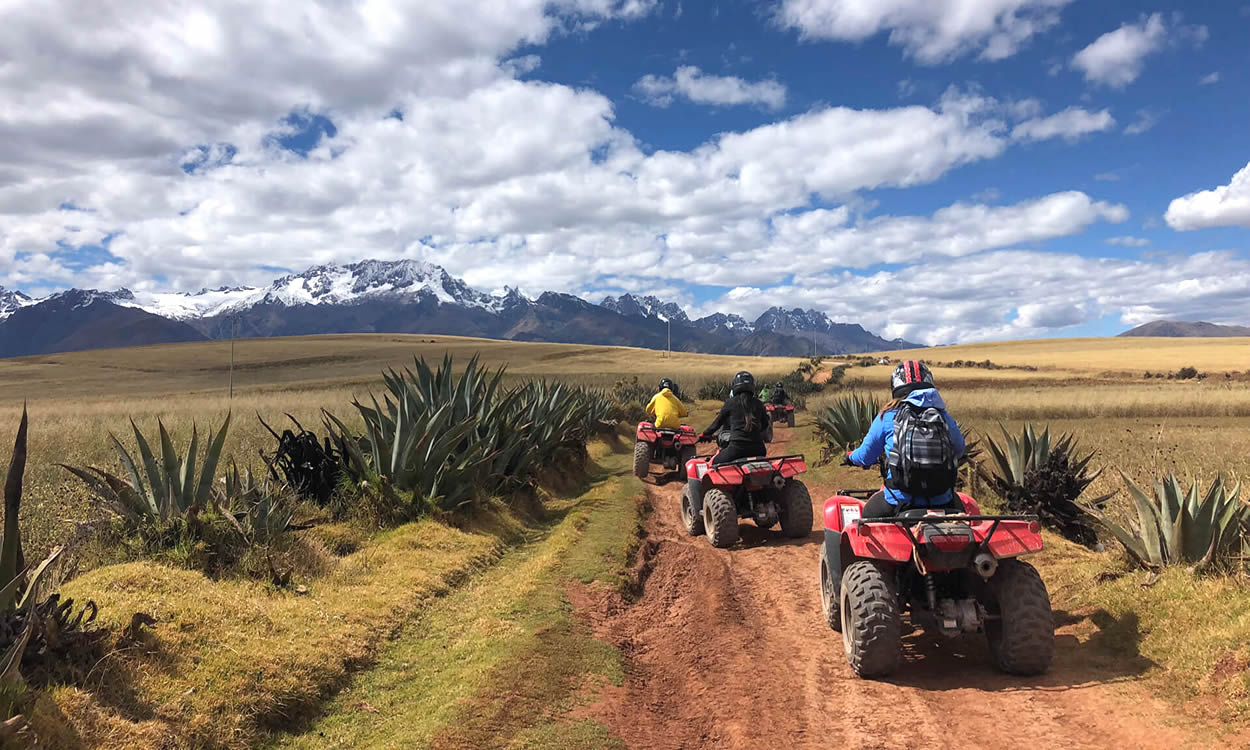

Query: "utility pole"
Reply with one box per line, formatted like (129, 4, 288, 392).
(667, 317, 671, 359)
(229, 317, 237, 400)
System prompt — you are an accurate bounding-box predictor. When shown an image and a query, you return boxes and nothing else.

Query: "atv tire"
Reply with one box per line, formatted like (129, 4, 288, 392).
(702, 488, 739, 548)
(778, 479, 813, 539)
(819, 544, 841, 633)
(985, 559, 1054, 676)
(787, 411, 796, 428)
(681, 483, 705, 536)
(632, 440, 650, 480)
(841, 561, 901, 678)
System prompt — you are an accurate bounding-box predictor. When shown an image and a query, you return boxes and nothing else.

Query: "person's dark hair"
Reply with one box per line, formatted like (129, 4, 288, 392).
(733, 389, 762, 432)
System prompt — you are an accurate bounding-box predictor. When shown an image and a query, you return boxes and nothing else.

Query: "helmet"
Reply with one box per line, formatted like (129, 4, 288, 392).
(658, 377, 675, 392)
(731, 371, 755, 395)
(891, 360, 935, 398)
(775, 381, 784, 389)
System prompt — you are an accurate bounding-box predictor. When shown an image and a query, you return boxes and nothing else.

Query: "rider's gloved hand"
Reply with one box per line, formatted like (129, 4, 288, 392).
(697, 433, 714, 444)
(840, 453, 855, 467)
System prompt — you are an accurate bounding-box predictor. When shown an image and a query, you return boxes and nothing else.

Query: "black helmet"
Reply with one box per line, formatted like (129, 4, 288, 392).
(775, 381, 784, 389)
(658, 377, 675, 392)
(731, 371, 755, 394)
(891, 360, 935, 398)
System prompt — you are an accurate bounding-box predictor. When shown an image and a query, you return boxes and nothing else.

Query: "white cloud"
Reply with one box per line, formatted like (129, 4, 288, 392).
(758, 191, 1127, 275)
(1123, 108, 1161, 135)
(777, 0, 1072, 63)
(1165, 161, 1250, 230)
(1106, 235, 1149, 247)
(0, 0, 1185, 344)
(1010, 107, 1115, 141)
(700, 249, 1250, 344)
(1072, 13, 1206, 88)
(1200, 71, 1220, 85)
(634, 66, 787, 110)
(1094, 171, 1120, 182)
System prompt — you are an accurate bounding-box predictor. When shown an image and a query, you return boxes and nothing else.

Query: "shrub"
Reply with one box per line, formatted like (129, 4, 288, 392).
(62, 416, 230, 528)
(260, 415, 343, 505)
(696, 380, 731, 401)
(1176, 366, 1199, 380)
(1092, 475, 1248, 571)
(814, 393, 879, 463)
(981, 425, 1110, 548)
(326, 355, 610, 513)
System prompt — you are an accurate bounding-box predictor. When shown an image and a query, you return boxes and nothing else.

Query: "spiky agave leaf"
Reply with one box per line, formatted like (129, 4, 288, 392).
(0, 407, 27, 611)
(1095, 473, 1249, 570)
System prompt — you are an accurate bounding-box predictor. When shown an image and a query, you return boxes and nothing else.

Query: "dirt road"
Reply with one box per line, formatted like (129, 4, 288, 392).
(577, 428, 1243, 750)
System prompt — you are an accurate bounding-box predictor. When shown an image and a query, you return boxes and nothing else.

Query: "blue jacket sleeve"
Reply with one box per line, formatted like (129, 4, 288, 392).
(849, 414, 888, 467)
(945, 412, 965, 459)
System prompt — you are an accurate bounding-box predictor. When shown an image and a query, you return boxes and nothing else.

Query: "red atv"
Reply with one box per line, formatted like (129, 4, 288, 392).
(680, 452, 813, 547)
(765, 402, 796, 428)
(633, 422, 699, 481)
(818, 488, 1053, 678)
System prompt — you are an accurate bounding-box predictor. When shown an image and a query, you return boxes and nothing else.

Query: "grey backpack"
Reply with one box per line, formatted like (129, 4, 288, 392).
(885, 402, 957, 497)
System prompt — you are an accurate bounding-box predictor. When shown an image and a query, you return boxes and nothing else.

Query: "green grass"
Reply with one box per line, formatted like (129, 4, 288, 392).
(272, 441, 642, 749)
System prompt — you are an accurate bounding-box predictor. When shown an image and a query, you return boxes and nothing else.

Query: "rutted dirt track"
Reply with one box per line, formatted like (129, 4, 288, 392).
(576, 428, 1244, 750)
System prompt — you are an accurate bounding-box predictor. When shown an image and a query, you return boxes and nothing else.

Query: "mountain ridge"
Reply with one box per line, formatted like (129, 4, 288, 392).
(1118, 320, 1250, 337)
(0, 259, 919, 358)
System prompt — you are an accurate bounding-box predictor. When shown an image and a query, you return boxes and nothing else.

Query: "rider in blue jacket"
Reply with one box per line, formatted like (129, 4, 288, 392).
(844, 361, 965, 518)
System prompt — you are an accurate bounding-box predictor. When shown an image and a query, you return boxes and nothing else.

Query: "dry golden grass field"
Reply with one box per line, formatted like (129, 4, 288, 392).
(2, 332, 1249, 748)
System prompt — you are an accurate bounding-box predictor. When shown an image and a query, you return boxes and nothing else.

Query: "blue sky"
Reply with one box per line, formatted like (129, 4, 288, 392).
(0, 0, 1248, 343)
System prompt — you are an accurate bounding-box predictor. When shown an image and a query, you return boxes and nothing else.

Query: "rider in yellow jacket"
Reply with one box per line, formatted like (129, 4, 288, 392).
(646, 378, 688, 430)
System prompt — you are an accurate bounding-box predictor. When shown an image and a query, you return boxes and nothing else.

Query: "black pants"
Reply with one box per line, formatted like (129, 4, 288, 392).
(862, 490, 960, 518)
(713, 441, 768, 465)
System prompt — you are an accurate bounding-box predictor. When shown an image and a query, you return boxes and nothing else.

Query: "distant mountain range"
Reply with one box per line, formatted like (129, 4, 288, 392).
(0, 259, 918, 358)
(1119, 320, 1250, 337)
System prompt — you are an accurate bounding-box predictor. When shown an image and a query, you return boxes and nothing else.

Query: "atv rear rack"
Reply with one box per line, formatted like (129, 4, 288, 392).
(853, 514, 1040, 552)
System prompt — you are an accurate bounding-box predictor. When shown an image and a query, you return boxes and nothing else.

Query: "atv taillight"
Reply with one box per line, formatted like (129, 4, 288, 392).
(1028, 521, 1041, 534)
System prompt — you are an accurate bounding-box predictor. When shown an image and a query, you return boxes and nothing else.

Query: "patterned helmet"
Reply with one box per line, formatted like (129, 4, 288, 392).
(891, 360, 934, 398)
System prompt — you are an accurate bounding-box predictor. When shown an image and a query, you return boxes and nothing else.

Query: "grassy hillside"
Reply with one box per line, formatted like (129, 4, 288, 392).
(0, 333, 803, 403)
(880, 336, 1250, 376)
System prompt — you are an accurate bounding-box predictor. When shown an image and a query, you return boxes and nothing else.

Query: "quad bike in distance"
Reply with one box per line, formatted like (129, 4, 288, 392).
(765, 402, 796, 428)
(681, 449, 813, 547)
(633, 422, 699, 481)
(818, 487, 1054, 679)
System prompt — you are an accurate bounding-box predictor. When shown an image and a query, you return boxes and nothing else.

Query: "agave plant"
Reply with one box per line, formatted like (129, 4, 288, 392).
(0, 409, 99, 738)
(981, 424, 1109, 547)
(260, 414, 343, 505)
(62, 416, 231, 526)
(814, 393, 880, 463)
(214, 460, 296, 546)
(326, 356, 612, 512)
(1092, 475, 1249, 571)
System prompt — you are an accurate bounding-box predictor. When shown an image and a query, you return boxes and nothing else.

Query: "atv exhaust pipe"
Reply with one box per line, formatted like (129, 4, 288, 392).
(772, 475, 786, 490)
(974, 552, 998, 579)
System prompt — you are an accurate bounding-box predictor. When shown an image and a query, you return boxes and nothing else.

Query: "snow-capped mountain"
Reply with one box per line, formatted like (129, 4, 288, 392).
(753, 307, 835, 333)
(0, 287, 34, 320)
(692, 312, 753, 332)
(0, 259, 918, 358)
(123, 259, 498, 320)
(600, 294, 691, 324)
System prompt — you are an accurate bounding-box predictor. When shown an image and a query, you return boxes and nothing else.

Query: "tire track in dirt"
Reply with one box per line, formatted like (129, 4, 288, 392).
(578, 426, 1246, 750)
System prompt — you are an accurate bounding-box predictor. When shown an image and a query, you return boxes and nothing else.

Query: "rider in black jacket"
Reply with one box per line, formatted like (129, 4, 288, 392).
(770, 381, 789, 406)
(699, 371, 771, 465)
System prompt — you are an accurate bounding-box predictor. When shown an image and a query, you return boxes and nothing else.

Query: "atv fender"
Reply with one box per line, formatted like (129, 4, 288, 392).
(823, 528, 844, 593)
(686, 478, 706, 520)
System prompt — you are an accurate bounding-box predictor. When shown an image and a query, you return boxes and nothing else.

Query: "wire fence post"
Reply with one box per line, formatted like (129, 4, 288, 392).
(229, 317, 236, 400)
